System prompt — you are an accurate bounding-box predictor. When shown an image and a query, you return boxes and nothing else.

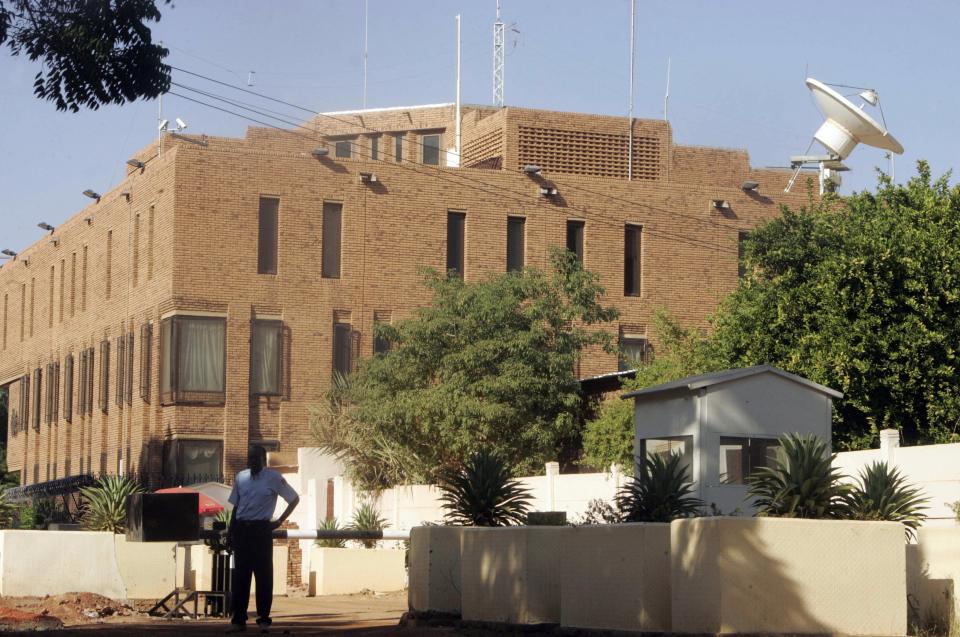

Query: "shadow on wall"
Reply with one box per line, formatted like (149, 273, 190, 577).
(907, 540, 959, 634)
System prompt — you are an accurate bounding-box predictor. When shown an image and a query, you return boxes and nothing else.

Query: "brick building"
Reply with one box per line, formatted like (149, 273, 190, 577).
(0, 103, 810, 488)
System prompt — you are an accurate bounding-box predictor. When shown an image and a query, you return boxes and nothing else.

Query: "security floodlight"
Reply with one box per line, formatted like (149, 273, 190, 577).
(858, 89, 879, 107)
(175, 118, 187, 131)
(311, 147, 330, 158)
(359, 172, 377, 183)
(1, 249, 16, 257)
(121, 190, 131, 200)
(82, 189, 101, 201)
(126, 158, 146, 170)
(158, 119, 169, 131)
(741, 181, 760, 192)
(37, 222, 54, 232)
(49, 237, 59, 247)
(523, 164, 542, 175)
(712, 199, 730, 210)
(539, 185, 558, 197)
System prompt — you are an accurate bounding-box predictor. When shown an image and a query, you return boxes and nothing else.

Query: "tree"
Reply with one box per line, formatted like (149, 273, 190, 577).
(0, 0, 171, 111)
(311, 248, 618, 490)
(712, 163, 960, 449)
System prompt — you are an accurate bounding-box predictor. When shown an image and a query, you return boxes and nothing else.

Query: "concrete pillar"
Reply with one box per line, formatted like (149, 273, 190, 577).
(879, 428, 900, 464)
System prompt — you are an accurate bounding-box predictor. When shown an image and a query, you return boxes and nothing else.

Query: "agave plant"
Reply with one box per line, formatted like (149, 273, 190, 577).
(349, 501, 388, 549)
(79, 475, 145, 533)
(316, 516, 347, 549)
(616, 452, 703, 522)
(845, 461, 928, 539)
(746, 433, 849, 519)
(438, 450, 531, 527)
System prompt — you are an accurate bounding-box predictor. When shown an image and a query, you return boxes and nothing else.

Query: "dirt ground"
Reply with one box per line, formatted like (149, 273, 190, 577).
(0, 591, 452, 636)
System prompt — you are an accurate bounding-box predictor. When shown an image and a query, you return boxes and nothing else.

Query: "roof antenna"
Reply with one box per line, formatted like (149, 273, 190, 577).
(627, 0, 635, 181)
(247, 71, 255, 87)
(664, 57, 671, 121)
(493, 0, 504, 107)
(362, 0, 369, 108)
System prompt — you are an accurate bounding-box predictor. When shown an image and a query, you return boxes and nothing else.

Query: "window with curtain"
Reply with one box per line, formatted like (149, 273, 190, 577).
(164, 439, 223, 483)
(251, 319, 282, 396)
(159, 316, 226, 405)
(421, 133, 441, 165)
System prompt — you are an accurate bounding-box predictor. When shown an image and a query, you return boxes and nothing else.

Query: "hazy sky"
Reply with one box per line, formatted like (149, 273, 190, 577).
(0, 1, 956, 253)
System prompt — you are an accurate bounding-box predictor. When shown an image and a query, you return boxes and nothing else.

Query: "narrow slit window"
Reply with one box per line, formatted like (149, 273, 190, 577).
(126, 332, 134, 405)
(624, 224, 642, 297)
(370, 135, 379, 160)
(738, 231, 750, 279)
(251, 320, 283, 396)
(446, 211, 466, 278)
(567, 220, 584, 262)
(332, 322, 353, 378)
(394, 134, 403, 162)
(140, 322, 152, 403)
(99, 340, 110, 413)
(64, 354, 74, 423)
(116, 334, 125, 407)
(422, 133, 441, 165)
(322, 202, 343, 279)
(258, 196, 279, 275)
(506, 216, 525, 272)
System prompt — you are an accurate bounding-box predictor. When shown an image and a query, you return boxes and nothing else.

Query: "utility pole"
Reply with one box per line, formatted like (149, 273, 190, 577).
(493, 0, 504, 107)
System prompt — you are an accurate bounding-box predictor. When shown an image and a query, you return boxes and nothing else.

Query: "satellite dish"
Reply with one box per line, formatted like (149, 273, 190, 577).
(806, 78, 903, 159)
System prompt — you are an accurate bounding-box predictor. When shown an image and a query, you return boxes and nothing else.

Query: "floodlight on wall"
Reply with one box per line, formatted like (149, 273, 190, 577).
(121, 190, 131, 201)
(311, 147, 330, 159)
(126, 158, 146, 170)
(358, 172, 378, 184)
(37, 222, 55, 233)
(523, 164, 542, 175)
(539, 185, 558, 197)
(741, 181, 760, 192)
(712, 199, 730, 210)
(0, 249, 16, 257)
(82, 189, 101, 202)
(49, 237, 59, 247)
(158, 119, 169, 132)
(175, 118, 188, 131)
(858, 89, 879, 106)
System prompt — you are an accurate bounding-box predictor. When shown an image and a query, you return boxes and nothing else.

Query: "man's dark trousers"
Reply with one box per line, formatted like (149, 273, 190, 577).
(230, 520, 274, 627)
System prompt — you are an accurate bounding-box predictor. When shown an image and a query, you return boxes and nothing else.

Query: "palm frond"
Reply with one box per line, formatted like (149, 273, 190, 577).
(79, 475, 145, 533)
(438, 450, 531, 526)
(616, 452, 703, 522)
(846, 461, 928, 539)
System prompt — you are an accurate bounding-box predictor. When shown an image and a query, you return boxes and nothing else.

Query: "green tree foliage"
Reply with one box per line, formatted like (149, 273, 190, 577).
(0, 0, 171, 111)
(616, 452, 703, 522)
(312, 248, 618, 489)
(845, 461, 928, 539)
(747, 434, 850, 519)
(438, 450, 531, 527)
(713, 164, 960, 449)
(582, 310, 720, 472)
(79, 475, 144, 533)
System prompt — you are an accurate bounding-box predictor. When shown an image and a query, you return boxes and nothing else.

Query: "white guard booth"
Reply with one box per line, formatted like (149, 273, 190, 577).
(622, 364, 842, 514)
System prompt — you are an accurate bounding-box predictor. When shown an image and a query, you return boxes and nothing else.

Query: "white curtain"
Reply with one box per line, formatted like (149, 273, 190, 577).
(179, 319, 225, 392)
(251, 322, 280, 394)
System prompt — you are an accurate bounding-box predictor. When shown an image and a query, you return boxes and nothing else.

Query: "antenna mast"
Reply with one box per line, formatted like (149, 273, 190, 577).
(493, 0, 504, 107)
(362, 0, 369, 108)
(627, 0, 635, 181)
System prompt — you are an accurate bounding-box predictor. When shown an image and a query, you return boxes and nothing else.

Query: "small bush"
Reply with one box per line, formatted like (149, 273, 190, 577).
(79, 475, 145, 533)
(438, 450, 531, 527)
(845, 461, 928, 539)
(349, 502, 387, 549)
(315, 517, 347, 548)
(616, 452, 703, 522)
(573, 498, 620, 525)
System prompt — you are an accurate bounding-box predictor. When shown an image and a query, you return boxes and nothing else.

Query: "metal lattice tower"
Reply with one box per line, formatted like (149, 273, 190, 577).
(493, 0, 504, 108)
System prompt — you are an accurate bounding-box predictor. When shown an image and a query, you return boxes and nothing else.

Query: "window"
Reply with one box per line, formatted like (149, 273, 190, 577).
(322, 202, 343, 279)
(373, 311, 392, 356)
(394, 134, 403, 162)
(140, 323, 152, 402)
(164, 439, 223, 483)
(18, 373, 29, 434)
(126, 332, 134, 405)
(332, 322, 355, 378)
(64, 354, 73, 423)
(506, 216, 525, 272)
(640, 436, 693, 477)
(52, 360, 59, 423)
(116, 335, 125, 408)
(738, 231, 749, 279)
(86, 347, 94, 415)
(32, 367, 41, 430)
(159, 316, 227, 405)
(45, 363, 54, 425)
(618, 335, 650, 371)
(258, 196, 279, 275)
(99, 339, 110, 413)
(78, 350, 87, 415)
(369, 135, 379, 160)
(624, 224, 642, 296)
(567, 220, 585, 262)
(251, 320, 282, 396)
(334, 139, 352, 158)
(422, 133, 441, 165)
(446, 211, 466, 278)
(719, 437, 780, 485)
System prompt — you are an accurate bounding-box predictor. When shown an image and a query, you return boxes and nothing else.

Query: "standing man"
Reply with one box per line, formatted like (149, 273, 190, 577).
(226, 446, 300, 634)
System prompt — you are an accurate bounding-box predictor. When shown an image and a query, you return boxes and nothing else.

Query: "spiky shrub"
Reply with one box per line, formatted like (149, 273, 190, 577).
(0, 491, 17, 529)
(350, 502, 388, 549)
(846, 461, 928, 539)
(616, 452, 703, 522)
(315, 517, 347, 549)
(438, 450, 532, 527)
(79, 475, 145, 533)
(747, 433, 849, 519)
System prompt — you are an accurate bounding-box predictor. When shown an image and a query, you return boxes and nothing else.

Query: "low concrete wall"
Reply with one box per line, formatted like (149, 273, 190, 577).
(308, 547, 406, 596)
(671, 517, 906, 636)
(408, 526, 465, 615)
(460, 527, 562, 625)
(113, 536, 178, 599)
(908, 527, 960, 630)
(560, 523, 670, 632)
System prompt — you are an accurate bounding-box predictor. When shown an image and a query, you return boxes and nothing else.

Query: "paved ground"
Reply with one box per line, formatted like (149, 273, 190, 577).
(2, 592, 451, 636)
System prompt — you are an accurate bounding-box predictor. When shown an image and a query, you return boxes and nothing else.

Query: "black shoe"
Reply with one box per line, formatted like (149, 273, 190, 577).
(225, 623, 247, 633)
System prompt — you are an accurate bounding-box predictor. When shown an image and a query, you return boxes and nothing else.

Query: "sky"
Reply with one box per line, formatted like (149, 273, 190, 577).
(0, 0, 957, 254)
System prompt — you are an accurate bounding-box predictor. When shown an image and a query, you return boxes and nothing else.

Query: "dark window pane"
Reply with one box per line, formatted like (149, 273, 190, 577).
(116, 335, 125, 407)
(507, 216, 525, 272)
(738, 231, 749, 279)
(322, 202, 343, 279)
(333, 323, 353, 377)
(165, 439, 223, 484)
(258, 197, 279, 275)
(335, 140, 352, 158)
(32, 367, 41, 430)
(566, 220, 584, 262)
(640, 436, 694, 478)
(160, 319, 172, 400)
(618, 336, 649, 371)
(126, 332, 134, 405)
(422, 134, 441, 165)
(99, 340, 109, 413)
(719, 437, 749, 485)
(446, 212, 466, 278)
(394, 134, 403, 162)
(140, 323, 152, 403)
(624, 225, 642, 296)
(370, 135, 379, 160)
(251, 320, 282, 395)
(64, 354, 73, 423)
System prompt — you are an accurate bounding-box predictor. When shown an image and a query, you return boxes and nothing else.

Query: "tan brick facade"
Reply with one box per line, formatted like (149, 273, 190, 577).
(0, 105, 812, 486)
